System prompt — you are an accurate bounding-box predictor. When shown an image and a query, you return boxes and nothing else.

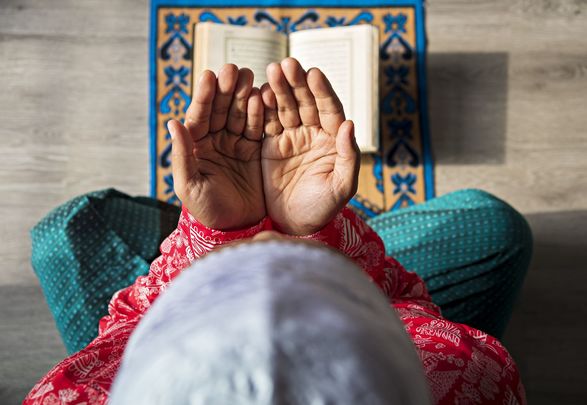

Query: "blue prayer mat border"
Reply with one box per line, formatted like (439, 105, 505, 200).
(149, 0, 435, 216)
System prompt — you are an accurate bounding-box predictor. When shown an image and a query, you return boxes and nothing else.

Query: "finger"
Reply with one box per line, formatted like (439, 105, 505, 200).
(281, 57, 319, 126)
(306, 68, 345, 136)
(334, 120, 360, 199)
(266, 62, 301, 128)
(168, 119, 199, 199)
(244, 87, 264, 141)
(260, 82, 283, 137)
(185, 70, 216, 141)
(209, 64, 239, 133)
(226, 68, 254, 134)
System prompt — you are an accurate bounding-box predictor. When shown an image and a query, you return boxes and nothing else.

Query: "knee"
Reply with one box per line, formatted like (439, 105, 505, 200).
(440, 188, 533, 262)
(466, 189, 533, 269)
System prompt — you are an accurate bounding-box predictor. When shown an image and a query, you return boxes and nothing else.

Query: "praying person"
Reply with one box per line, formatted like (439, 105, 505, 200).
(24, 58, 528, 404)
(109, 236, 433, 404)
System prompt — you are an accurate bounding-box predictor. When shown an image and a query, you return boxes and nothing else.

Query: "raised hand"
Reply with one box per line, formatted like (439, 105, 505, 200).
(168, 64, 265, 230)
(261, 58, 360, 236)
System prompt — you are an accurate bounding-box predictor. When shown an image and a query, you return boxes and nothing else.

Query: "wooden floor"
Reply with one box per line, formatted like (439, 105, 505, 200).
(1, 0, 586, 403)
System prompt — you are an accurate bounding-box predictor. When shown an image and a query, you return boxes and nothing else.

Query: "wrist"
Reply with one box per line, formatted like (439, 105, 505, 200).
(179, 206, 270, 254)
(273, 222, 320, 237)
(271, 214, 335, 237)
(183, 203, 266, 232)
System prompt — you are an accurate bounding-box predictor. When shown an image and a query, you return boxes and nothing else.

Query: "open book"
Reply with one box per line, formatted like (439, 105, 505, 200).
(193, 22, 379, 153)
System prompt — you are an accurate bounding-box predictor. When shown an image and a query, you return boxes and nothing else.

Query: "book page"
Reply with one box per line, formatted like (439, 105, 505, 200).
(290, 25, 379, 152)
(193, 22, 287, 89)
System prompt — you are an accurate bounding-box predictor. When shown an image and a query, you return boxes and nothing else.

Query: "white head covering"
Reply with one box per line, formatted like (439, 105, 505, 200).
(110, 241, 431, 404)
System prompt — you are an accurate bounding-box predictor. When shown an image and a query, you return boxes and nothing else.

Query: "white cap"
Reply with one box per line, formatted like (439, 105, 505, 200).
(110, 241, 431, 405)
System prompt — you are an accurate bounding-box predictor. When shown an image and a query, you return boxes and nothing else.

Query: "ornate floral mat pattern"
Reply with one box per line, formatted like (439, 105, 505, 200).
(150, 0, 434, 220)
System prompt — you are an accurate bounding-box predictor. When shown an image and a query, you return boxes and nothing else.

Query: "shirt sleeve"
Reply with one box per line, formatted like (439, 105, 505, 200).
(300, 207, 437, 308)
(24, 207, 270, 405)
(304, 207, 526, 405)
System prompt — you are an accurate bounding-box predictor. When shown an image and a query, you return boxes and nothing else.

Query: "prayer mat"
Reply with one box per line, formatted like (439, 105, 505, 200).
(150, 0, 435, 220)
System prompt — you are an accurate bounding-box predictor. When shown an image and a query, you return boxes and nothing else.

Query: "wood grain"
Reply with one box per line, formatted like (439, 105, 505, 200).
(0, 0, 586, 404)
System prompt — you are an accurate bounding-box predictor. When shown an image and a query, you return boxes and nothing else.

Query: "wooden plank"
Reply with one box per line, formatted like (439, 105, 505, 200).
(0, 1, 151, 286)
(1, 0, 587, 403)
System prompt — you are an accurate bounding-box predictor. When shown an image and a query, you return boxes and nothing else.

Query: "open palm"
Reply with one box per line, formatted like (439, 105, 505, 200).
(168, 65, 265, 230)
(261, 58, 360, 235)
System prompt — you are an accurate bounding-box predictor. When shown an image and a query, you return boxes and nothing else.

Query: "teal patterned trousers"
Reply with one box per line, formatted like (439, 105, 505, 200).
(367, 189, 533, 339)
(31, 188, 532, 354)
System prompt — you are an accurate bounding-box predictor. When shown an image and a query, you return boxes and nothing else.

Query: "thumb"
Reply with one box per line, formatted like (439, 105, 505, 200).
(168, 119, 198, 199)
(334, 120, 360, 198)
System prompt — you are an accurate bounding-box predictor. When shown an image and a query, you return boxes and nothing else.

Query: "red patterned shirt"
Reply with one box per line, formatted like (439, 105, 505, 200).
(25, 207, 526, 404)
